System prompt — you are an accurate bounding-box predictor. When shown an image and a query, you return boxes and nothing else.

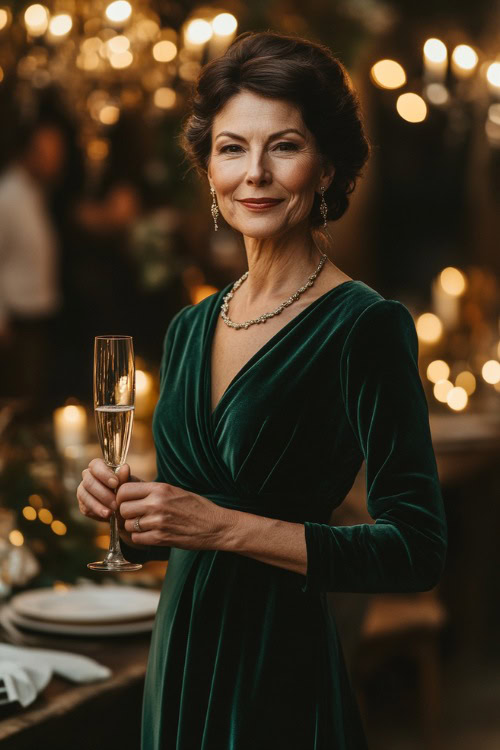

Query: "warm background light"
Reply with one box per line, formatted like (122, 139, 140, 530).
(107, 35, 130, 55)
(396, 92, 427, 123)
(51, 520, 67, 536)
(48, 13, 72, 37)
(154, 87, 176, 109)
(424, 38, 447, 64)
(451, 44, 478, 72)
(370, 59, 406, 89)
(455, 371, 476, 395)
(24, 4, 49, 36)
(22, 506, 38, 521)
(440, 266, 467, 296)
(416, 313, 443, 343)
(38, 508, 54, 524)
(212, 13, 237, 36)
(99, 105, 120, 124)
(0, 7, 11, 31)
(105, 1, 132, 24)
(9, 530, 24, 547)
(434, 379, 453, 402)
(446, 386, 468, 411)
(486, 62, 500, 89)
(425, 83, 449, 105)
(427, 360, 450, 383)
(152, 40, 177, 62)
(482, 360, 500, 384)
(185, 18, 213, 45)
(110, 50, 133, 68)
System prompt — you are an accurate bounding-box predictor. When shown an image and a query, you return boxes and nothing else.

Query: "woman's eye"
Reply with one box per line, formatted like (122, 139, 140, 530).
(220, 144, 242, 153)
(219, 142, 298, 154)
(274, 142, 298, 151)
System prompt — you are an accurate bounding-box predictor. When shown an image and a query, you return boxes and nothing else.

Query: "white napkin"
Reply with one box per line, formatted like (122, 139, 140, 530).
(0, 643, 111, 708)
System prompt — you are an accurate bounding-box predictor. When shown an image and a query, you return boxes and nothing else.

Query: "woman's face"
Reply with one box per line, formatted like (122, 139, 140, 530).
(207, 91, 334, 239)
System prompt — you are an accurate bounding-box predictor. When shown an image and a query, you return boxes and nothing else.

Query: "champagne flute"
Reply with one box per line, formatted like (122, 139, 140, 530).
(87, 335, 142, 571)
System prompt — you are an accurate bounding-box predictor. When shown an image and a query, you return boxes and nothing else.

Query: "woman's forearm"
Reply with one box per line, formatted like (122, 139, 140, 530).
(220, 509, 308, 576)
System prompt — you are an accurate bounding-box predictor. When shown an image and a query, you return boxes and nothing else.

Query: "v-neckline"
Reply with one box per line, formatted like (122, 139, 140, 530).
(205, 278, 361, 421)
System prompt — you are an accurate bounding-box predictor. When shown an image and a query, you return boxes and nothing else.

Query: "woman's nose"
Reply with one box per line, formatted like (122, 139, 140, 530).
(245, 151, 271, 185)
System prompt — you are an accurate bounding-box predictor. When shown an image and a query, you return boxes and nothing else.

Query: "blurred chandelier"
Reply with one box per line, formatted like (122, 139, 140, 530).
(369, 36, 500, 149)
(0, 2, 238, 162)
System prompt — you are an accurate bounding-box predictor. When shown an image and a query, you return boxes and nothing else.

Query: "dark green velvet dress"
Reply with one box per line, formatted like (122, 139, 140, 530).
(120, 278, 448, 749)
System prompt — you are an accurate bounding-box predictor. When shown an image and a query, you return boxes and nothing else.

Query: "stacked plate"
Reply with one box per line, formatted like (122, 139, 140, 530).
(5, 585, 161, 636)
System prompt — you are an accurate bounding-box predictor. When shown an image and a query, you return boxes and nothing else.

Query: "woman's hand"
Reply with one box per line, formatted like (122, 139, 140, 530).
(76, 459, 144, 549)
(116, 481, 235, 551)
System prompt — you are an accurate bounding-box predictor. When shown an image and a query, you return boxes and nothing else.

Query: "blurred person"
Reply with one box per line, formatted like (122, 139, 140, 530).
(0, 120, 66, 410)
(77, 31, 448, 750)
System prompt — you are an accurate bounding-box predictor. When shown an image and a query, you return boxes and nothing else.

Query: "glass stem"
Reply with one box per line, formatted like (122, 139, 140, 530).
(106, 465, 124, 562)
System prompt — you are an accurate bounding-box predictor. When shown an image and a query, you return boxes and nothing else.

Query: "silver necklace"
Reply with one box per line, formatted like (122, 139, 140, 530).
(220, 253, 328, 330)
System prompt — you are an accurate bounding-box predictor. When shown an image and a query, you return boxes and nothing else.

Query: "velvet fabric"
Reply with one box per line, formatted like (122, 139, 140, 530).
(120, 278, 448, 749)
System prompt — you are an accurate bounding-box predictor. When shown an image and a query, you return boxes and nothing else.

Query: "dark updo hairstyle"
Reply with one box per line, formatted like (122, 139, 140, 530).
(179, 30, 371, 227)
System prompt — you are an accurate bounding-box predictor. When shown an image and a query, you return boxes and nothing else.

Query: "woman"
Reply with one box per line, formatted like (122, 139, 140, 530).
(77, 31, 448, 749)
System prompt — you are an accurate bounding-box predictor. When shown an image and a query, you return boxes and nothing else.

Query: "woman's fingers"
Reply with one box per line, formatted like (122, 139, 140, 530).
(81, 468, 117, 510)
(88, 457, 119, 488)
(76, 484, 112, 521)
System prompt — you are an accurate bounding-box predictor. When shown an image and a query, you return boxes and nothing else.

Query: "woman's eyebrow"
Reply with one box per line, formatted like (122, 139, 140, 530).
(215, 128, 305, 142)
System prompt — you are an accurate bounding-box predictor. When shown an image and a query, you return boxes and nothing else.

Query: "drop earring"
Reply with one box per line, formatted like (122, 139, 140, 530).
(319, 186, 328, 228)
(210, 186, 219, 231)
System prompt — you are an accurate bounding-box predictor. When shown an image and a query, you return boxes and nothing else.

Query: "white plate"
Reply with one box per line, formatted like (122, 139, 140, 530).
(10, 586, 161, 625)
(4, 606, 156, 637)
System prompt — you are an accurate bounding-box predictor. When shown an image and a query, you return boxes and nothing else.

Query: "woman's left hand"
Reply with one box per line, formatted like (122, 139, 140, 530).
(116, 480, 235, 550)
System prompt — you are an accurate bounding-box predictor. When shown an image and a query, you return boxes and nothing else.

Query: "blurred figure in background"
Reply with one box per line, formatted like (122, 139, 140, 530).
(0, 119, 67, 413)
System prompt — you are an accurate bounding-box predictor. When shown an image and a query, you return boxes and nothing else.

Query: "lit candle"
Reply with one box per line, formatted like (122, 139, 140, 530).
(423, 38, 448, 83)
(53, 405, 88, 453)
(431, 277, 459, 329)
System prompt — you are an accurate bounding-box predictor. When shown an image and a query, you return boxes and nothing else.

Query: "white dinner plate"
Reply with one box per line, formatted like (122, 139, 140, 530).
(10, 585, 161, 625)
(4, 605, 156, 637)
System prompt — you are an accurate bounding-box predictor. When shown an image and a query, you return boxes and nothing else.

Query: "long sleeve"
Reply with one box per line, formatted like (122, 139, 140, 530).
(300, 299, 448, 594)
(119, 306, 191, 564)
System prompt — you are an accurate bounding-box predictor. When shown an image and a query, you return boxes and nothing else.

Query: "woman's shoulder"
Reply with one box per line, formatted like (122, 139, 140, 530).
(340, 284, 418, 363)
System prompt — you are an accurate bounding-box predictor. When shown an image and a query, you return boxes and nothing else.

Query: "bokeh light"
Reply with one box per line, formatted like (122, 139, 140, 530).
(482, 360, 500, 384)
(455, 371, 476, 395)
(424, 38, 447, 64)
(416, 313, 443, 344)
(212, 13, 237, 36)
(22, 506, 38, 520)
(486, 62, 500, 89)
(24, 4, 49, 36)
(185, 18, 213, 45)
(105, 1, 132, 24)
(154, 87, 176, 109)
(152, 40, 177, 62)
(51, 520, 67, 535)
(9, 530, 24, 546)
(39, 508, 54, 524)
(396, 92, 427, 123)
(440, 267, 467, 296)
(452, 44, 478, 72)
(427, 360, 450, 384)
(370, 59, 406, 89)
(446, 386, 468, 411)
(434, 379, 453, 403)
(48, 13, 72, 37)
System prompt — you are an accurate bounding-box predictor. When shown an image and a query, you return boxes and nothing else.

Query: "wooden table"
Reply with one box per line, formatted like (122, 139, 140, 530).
(0, 616, 152, 750)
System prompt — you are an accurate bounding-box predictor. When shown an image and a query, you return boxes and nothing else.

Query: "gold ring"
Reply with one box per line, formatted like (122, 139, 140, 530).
(133, 516, 143, 532)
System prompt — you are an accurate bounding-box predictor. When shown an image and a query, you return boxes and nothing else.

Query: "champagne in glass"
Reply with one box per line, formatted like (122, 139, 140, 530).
(87, 335, 142, 571)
